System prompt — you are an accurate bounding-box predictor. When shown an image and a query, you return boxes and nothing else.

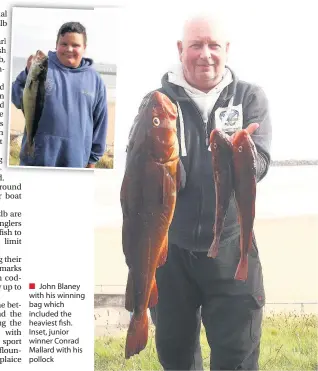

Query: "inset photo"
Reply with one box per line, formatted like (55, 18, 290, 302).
(8, 6, 121, 169)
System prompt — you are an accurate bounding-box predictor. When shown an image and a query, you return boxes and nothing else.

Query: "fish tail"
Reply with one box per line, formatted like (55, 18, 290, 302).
(148, 279, 158, 308)
(29, 144, 35, 157)
(207, 237, 219, 258)
(234, 256, 248, 281)
(26, 142, 31, 156)
(125, 311, 148, 359)
(26, 141, 35, 157)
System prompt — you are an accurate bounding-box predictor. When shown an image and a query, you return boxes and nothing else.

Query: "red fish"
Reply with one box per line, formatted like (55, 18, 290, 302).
(120, 91, 180, 359)
(232, 129, 257, 281)
(208, 128, 233, 258)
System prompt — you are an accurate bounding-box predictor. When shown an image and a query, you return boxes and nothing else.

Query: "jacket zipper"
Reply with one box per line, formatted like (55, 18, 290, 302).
(185, 99, 206, 249)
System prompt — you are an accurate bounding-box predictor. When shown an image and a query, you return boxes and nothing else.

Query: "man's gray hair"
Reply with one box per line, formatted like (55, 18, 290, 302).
(179, 11, 231, 43)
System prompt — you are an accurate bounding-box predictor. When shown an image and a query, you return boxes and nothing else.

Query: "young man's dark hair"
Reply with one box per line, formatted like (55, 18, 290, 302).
(56, 22, 87, 46)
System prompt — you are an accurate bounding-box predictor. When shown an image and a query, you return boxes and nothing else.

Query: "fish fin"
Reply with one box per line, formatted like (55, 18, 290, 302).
(125, 270, 134, 312)
(234, 257, 248, 281)
(148, 279, 158, 308)
(207, 237, 219, 258)
(157, 236, 168, 267)
(125, 311, 148, 359)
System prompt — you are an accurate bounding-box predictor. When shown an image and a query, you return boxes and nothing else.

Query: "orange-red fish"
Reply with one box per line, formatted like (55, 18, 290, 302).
(232, 129, 257, 281)
(207, 128, 233, 258)
(120, 91, 180, 359)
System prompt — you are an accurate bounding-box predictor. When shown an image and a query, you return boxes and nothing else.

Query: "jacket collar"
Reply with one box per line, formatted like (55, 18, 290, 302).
(161, 65, 238, 103)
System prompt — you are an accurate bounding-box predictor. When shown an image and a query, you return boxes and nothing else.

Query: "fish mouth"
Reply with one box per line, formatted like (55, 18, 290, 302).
(210, 128, 231, 143)
(35, 50, 46, 58)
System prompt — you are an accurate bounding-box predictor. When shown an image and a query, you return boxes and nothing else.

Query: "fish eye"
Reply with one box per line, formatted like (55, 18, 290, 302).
(153, 117, 160, 126)
(213, 143, 217, 149)
(238, 146, 243, 152)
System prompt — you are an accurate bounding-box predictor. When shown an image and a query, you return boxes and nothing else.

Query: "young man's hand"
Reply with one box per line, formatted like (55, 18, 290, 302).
(26, 55, 33, 72)
(86, 163, 95, 168)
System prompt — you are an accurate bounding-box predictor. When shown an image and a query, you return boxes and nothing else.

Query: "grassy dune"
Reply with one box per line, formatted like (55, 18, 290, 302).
(94, 313, 318, 371)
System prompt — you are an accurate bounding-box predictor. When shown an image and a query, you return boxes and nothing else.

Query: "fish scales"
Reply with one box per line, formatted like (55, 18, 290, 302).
(120, 91, 180, 359)
(232, 129, 257, 281)
(208, 128, 234, 258)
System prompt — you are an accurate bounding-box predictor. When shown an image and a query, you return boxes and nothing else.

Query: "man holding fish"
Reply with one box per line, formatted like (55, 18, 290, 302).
(11, 22, 108, 168)
(123, 12, 272, 371)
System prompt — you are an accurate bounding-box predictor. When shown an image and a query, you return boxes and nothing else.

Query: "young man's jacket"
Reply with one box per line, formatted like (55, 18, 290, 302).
(11, 51, 108, 167)
(133, 67, 272, 252)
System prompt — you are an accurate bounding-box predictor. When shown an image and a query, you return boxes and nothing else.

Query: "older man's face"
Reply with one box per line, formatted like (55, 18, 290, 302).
(178, 19, 229, 92)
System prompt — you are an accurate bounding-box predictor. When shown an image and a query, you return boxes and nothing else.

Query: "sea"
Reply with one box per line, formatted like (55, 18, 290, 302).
(10, 56, 116, 102)
(11, 58, 318, 225)
(94, 165, 318, 228)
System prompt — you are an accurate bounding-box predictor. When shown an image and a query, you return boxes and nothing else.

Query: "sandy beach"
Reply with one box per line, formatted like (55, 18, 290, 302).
(10, 104, 25, 133)
(94, 214, 318, 307)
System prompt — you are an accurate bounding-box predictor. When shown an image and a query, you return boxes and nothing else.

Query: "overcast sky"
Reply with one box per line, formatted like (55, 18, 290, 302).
(11, 6, 122, 64)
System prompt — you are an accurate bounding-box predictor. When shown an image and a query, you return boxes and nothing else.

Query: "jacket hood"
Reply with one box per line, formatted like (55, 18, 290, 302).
(48, 50, 93, 72)
(161, 64, 238, 103)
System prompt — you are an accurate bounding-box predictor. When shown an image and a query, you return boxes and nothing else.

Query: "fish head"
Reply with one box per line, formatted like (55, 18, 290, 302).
(149, 91, 179, 162)
(126, 91, 179, 163)
(29, 50, 48, 79)
(209, 128, 232, 155)
(232, 129, 258, 167)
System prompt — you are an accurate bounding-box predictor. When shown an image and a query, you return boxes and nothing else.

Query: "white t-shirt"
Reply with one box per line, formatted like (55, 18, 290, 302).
(168, 65, 233, 123)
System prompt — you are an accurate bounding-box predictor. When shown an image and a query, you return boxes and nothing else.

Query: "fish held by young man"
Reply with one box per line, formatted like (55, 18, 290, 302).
(22, 50, 48, 156)
(207, 128, 234, 258)
(232, 129, 257, 281)
(120, 90, 180, 359)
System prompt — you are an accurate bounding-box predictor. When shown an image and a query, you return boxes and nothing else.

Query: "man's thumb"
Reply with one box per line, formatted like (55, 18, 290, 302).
(246, 123, 259, 135)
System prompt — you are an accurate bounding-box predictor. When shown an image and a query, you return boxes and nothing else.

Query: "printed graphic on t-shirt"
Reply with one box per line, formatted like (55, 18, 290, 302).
(214, 104, 243, 135)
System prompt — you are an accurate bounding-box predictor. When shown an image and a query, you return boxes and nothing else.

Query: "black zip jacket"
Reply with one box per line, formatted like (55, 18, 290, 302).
(131, 67, 272, 252)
